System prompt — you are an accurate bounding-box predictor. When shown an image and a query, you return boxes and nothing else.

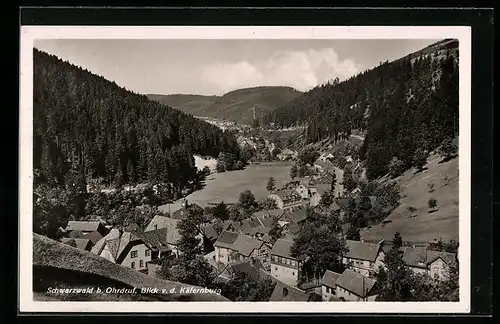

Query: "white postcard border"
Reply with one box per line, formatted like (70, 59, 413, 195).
(19, 25, 472, 313)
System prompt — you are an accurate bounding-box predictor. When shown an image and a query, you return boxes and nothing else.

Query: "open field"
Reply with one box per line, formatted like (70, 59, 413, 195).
(361, 154, 459, 243)
(159, 162, 293, 213)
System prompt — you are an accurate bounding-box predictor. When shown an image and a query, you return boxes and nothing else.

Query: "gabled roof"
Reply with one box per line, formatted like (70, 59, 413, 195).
(214, 231, 263, 256)
(200, 223, 219, 240)
(65, 221, 102, 232)
(335, 269, 377, 298)
(401, 247, 456, 269)
(61, 238, 91, 251)
(229, 258, 264, 281)
(91, 228, 121, 255)
(271, 188, 299, 199)
(134, 227, 173, 251)
(271, 238, 295, 259)
(144, 216, 181, 243)
(82, 231, 104, 245)
(335, 198, 353, 209)
(345, 240, 381, 262)
(269, 281, 311, 301)
(283, 209, 308, 224)
(321, 270, 342, 288)
(315, 183, 333, 196)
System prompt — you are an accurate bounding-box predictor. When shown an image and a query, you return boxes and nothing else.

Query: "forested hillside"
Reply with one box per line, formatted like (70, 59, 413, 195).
(146, 93, 220, 117)
(264, 39, 459, 181)
(33, 48, 241, 199)
(148, 86, 302, 125)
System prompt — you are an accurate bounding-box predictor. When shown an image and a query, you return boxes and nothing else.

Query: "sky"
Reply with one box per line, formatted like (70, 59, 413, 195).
(35, 39, 440, 96)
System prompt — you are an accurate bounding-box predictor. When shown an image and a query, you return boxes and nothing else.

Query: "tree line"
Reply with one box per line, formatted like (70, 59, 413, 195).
(264, 41, 459, 181)
(33, 49, 242, 235)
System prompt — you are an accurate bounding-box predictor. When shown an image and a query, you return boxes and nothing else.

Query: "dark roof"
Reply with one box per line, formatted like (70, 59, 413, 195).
(214, 231, 239, 247)
(284, 209, 308, 224)
(67, 230, 85, 239)
(321, 270, 342, 288)
(229, 259, 264, 281)
(61, 238, 91, 251)
(335, 198, 353, 209)
(200, 223, 219, 240)
(214, 231, 263, 256)
(271, 239, 294, 258)
(269, 281, 312, 301)
(335, 269, 377, 298)
(91, 228, 120, 255)
(402, 247, 456, 269)
(345, 240, 381, 262)
(82, 231, 104, 245)
(143, 216, 181, 244)
(65, 221, 102, 232)
(134, 227, 172, 251)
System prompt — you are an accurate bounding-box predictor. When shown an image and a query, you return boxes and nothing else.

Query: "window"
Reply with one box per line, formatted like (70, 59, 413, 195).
(292, 272, 295, 276)
(275, 267, 278, 271)
(286, 259, 290, 265)
(145, 250, 151, 257)
(131, 250, 138, 258)
(291, 260, 296, 267)
(131, 262, 135, 269)
(140, 260, 144, 268)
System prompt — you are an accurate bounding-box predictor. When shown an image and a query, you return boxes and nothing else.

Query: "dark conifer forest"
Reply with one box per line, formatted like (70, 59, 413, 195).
(34, 49, 241, 189)
(263, 39, 459, 180)
(33, 49, 244, 234)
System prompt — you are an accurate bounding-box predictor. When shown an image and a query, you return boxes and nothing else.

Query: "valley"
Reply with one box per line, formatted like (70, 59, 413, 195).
(31, 38, 461, 303)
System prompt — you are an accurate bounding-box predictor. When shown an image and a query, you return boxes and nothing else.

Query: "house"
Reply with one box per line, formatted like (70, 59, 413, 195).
(252, 209, 286, 226)
(282, 208, 308, 225)
(270, 238, 301, 286)
(313, 200, 341, 215)
(213, 231, 270, 268)
(313, 158, 336, 174)
(321, 270, 342, 301)
(267, 189, 303, 211)
(61, 237, 92, 251)
(200, 222, 219, 254)
(91, 228, 121, 256)
(64, 220, 110, 237)
(277, 148, 297, 161)
(269, 280, 314, 301)
(142, 216, 183, 255)
(310, 184, 334, 207)
(170, 200, 203, 220)
(98, 228, 175, 273)
(401, 247, 457, 280)
(335, 269, 379, 301)
(217, 258, 265, 282)
(342, 240, 385, 277)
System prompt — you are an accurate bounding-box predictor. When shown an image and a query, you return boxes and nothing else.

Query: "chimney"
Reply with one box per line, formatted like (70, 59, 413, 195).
(282, 287, 288, 298)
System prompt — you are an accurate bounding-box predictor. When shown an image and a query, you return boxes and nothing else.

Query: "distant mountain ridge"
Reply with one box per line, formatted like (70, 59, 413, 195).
(147, 86, 302, 125)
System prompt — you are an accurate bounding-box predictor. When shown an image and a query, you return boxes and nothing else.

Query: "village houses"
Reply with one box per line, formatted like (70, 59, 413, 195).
(270, 238, 301, 286)
(342, 240, 386, 277)
(267, 188, 304, 211)
(213, 231, 271, 270)
(398, 246, 457, 280)
(322, 268, 379, 301)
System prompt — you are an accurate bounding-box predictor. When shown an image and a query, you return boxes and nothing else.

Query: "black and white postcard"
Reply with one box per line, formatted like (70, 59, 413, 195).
(19, 25, 471, 313)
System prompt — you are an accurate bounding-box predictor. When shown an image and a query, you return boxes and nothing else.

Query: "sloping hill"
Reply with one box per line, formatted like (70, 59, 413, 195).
(147, 94, 220, 117)
(264, 39, 459, 181)
(361, 154, 459, 243)
(32, 233, 228, 301)
(148, 86, 302, 125)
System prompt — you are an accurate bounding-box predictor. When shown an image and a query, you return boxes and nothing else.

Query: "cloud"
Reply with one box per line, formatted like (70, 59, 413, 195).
(200, 48, 360, 94)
